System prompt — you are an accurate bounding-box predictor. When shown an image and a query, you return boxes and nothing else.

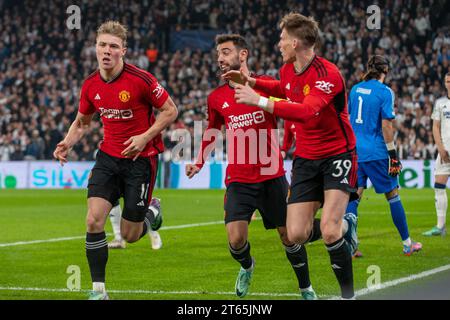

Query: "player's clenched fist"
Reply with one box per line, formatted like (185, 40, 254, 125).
(185, 164, 200, 179)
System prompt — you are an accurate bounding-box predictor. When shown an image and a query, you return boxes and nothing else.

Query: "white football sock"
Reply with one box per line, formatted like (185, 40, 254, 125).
(93, 282, 105, 293)
(300, 285, 313, 292)
(148, 205, 159, 217)
(402, 237, 412, 246)
(109, 205, 123, 241)
(435, 188, 447, 229)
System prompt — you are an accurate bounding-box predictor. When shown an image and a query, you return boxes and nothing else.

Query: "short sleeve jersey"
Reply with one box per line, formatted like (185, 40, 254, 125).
(198, 75, 285, 185)
(79, 63, 169, 158)
(432, 96, 450, 152)
(348, 79, 395, 162)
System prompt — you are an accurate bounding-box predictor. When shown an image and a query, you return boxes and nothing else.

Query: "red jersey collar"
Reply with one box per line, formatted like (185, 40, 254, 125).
(293, 54, 317, 76)
(99, 62, 126, 84)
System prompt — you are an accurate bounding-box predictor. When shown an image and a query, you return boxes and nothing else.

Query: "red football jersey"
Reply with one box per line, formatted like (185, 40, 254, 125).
(78, 63, 168, 158)
(254, 56, 356, 160)
(196, 75, 285, 185)
(281, 120, 296, 153)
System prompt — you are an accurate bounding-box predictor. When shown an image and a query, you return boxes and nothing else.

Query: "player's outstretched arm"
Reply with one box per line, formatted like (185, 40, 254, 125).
(270, 71, 345, 122)
(234, 82, 274, 109)
(222, 68, 256, 87)
(382, 119, 402, 176)
(53, 112, 94, 166)
(122, 97, 178, 160)
(234, 82, 328, 123)
(223, 69, 285, 99)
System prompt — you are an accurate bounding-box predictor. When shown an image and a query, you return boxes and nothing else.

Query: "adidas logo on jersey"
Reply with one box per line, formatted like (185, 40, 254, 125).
(137, 200, 145, 207)
(285, 83, 291, 90)
(340, 177, 349, 184)
(331, 264, 342, 270)
(95, 93, 101, 100)
(222, 102, 230, 109)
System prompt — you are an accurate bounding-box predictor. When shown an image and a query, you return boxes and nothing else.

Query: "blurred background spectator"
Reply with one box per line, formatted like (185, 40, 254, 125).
(0, 0, 449, 169)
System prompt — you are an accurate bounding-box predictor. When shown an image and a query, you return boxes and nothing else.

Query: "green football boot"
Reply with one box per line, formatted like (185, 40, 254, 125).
(235, 259, 255, 298)
(422, 226, 446, 237)
(88, 290, 109, 300)
(301, 288, 318, 300)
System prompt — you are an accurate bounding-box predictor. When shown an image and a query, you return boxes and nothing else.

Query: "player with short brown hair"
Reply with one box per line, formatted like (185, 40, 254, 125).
(53, 20, 178, 300)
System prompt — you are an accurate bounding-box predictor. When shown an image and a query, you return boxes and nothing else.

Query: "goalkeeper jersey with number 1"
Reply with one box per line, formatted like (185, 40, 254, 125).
(348, 79, 395, 163)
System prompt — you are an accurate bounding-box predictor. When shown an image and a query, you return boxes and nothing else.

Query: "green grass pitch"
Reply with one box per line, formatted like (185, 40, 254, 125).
(0, 188, 449, 300)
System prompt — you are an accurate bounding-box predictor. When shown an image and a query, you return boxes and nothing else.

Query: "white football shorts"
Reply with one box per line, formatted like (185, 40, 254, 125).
(434, 153, 450, 175)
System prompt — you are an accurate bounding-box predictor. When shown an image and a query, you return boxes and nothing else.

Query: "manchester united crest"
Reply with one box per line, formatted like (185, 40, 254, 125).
(119, 90, 131, 102)
(303, 84, 310, 96)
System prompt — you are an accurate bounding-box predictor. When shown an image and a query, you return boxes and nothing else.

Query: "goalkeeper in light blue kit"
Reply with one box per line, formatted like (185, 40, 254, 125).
(346, 55, 422, 256)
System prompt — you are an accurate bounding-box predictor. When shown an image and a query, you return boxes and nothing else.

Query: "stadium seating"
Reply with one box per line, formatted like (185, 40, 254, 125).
(0, 0, 449, 162)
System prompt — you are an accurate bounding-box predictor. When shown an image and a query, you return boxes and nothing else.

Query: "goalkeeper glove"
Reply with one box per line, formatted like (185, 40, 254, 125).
(388, 149, 402, 177)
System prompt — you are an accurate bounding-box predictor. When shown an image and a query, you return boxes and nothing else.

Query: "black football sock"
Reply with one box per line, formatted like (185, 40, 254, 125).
(326, 237, 354, 299)
(139, 216, 150, 239)
(285, 243, 311, 290)
(229, 241, 253, 270)
(139, 206, 159, 238)
(146, 207, 160, 231)
(86, 232, 108, 283)
(306, 218, 322, 243)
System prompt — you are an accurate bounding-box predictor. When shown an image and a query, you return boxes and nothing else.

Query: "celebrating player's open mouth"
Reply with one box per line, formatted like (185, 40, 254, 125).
(219, 63, 230, 73)
(102, 57, 111, 66)
(219, 62, 240, 74)
(53, 20, 178, 300)
(217, 42, 242, 75)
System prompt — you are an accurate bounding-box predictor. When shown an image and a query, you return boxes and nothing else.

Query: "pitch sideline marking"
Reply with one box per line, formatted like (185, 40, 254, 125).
(0, 220, 236, 248)
(327, 263, 450, 299)
(0, 286, 301, 298)
(0, 210, 429, 248)
(2, 263, 450, 299)
(0, 221, 225, 247)
(0, 211, 431, 248)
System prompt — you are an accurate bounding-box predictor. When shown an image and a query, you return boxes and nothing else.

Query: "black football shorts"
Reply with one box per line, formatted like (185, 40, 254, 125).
(224, 175, 288, 229)
(111, 156, 159, 208)
(87, 150, 156, 222)
(288, 150, 358, 204)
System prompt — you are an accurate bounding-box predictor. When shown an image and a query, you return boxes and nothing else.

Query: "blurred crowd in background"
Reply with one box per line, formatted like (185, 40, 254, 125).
(1, 0, 449, 163)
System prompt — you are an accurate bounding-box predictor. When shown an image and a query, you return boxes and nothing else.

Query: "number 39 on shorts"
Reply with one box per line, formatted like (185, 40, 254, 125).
(332, 159, 352, 178)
